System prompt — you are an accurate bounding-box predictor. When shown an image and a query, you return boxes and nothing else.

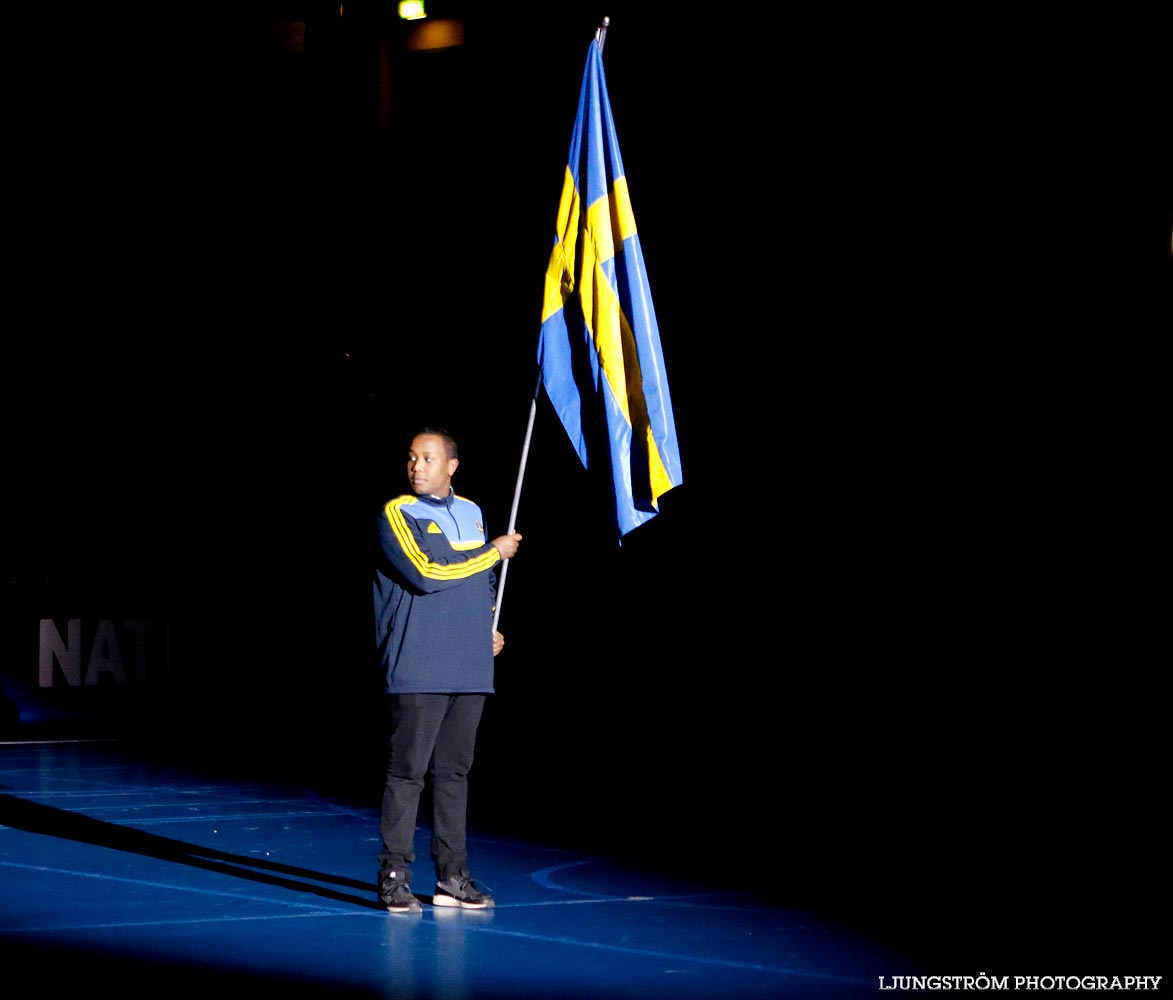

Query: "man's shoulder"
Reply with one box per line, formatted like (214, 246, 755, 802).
(381, 494, 419, 511)
(377, 495, 423, 528)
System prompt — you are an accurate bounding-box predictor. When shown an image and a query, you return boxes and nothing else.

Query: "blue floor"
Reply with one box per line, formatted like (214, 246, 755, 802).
(0, 739, 938, 999)
(3, 738, 1162, 998)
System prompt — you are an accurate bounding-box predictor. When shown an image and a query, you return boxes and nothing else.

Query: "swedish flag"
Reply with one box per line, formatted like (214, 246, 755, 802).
(538, 38, 683, 541)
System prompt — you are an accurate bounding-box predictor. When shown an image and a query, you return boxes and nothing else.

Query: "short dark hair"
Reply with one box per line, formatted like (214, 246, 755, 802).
(415, 426, 458, 460)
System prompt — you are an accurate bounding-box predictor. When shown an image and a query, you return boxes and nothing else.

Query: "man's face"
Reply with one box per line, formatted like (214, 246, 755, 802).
(407, 434, 458, 497)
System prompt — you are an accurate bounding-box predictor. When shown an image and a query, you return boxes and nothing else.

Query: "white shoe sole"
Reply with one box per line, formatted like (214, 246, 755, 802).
(432, 893, 492, 909)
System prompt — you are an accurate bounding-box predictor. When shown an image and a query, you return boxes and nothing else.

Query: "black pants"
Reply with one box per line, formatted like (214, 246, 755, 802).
(378, 693, 486, 883)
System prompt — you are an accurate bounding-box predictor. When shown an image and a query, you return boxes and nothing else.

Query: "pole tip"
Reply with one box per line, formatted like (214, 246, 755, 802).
(595, 15, 610, 50)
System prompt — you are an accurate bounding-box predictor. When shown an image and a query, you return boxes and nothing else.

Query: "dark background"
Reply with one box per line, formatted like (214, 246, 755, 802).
(2, 0, 1165, 969)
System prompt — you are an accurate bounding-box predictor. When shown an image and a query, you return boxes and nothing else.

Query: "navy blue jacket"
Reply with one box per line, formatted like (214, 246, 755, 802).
(373, 491, 501, 694)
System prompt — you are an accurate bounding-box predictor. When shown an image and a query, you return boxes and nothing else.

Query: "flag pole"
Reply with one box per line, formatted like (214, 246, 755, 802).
(493, 15, 612, 634)
(493, 371, 540, 634)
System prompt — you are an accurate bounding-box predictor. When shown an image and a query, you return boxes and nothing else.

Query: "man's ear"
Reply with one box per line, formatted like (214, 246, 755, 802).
(448, 457, 460, 477)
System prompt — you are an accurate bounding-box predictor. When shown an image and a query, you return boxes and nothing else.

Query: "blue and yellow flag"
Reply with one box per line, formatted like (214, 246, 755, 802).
(537, 39, 683, 541)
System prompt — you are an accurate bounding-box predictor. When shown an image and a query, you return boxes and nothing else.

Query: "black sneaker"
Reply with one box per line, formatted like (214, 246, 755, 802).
(433, 873, 494, 909)
(378, 868, 422, 914)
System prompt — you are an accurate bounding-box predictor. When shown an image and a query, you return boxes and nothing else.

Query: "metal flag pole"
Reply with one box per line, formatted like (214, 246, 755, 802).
(492, 15, 610, 635)
(492, 370, 540, 634)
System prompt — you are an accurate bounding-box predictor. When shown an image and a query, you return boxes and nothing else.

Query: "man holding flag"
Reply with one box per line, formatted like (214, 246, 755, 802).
(373, 428, 522, 914)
